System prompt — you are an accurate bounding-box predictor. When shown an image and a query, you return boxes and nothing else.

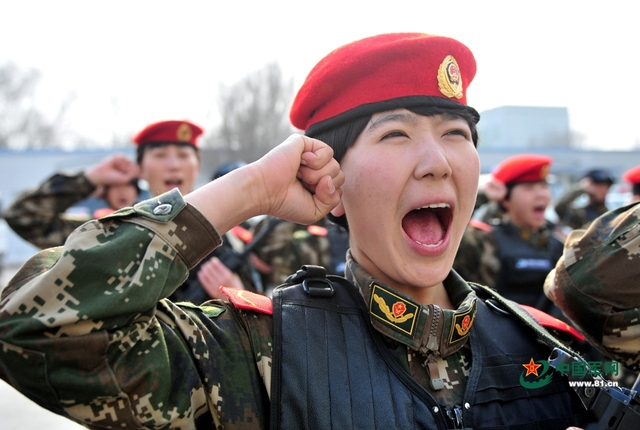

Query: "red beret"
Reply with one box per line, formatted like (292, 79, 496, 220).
(133, 120, 203, 147)
(623, 165, 640, 185)
(290, 33, 478, 134)
(492, 154, 552, 184)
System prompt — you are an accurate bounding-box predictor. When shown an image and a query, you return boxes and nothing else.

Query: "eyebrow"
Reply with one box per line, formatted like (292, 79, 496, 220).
(366, 111, 419, 133)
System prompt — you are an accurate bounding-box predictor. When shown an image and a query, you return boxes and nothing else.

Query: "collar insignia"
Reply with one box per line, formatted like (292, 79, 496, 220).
(176, 122, 193, 142)
(437, 55, 463, 99)
(449, 300, 476, 344)
(369, 283, 418, 336)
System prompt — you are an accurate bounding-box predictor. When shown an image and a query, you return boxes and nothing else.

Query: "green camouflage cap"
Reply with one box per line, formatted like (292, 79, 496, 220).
(544, 202, 640, 370)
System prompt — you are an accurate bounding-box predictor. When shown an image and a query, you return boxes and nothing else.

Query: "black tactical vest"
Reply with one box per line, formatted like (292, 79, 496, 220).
(492, 222, 563, 311)
(270, 273, 585, 429)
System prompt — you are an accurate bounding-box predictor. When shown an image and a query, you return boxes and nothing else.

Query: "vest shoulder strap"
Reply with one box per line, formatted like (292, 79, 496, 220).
(470, 282, 584, 356)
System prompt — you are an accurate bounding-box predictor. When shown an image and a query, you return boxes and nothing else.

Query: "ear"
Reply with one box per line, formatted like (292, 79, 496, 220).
(330, 199, 345, 217)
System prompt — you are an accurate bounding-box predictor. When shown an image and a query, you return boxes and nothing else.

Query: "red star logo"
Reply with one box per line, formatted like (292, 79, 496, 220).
(392, 302, 406, 317)
(522, 358, 542, 377)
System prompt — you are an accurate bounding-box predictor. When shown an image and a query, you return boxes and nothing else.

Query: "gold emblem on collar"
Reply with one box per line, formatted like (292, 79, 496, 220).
(449, 300, 476, 344)
(437, 55, 463, 100)
(370, 283, 418, 336)
(176, 122, 193, 142)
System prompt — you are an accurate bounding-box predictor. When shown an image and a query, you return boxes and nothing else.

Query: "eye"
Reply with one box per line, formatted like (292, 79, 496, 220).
(381, 130, 409, 140)
(444, 128, 470, 139)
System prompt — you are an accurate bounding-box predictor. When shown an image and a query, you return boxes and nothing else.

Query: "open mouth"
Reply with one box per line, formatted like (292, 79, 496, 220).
(402, 203, 452, 247)
(533, 204, 546, 218)
(165, 179, 183, 188)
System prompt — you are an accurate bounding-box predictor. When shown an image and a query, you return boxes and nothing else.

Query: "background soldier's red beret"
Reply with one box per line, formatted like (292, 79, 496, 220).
(133, 120, 203, 147)
(492, 154, 552, 185)
(623, 165, 640, 185)
(289, 32, 479, 134)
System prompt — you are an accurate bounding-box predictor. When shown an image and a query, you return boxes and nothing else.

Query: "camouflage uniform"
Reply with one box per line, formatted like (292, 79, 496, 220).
(453, 220, 500, 288)
(3, 172, 100, 248)
(0, 189, 586, 429)
(545, 201, 640, 372)
(249, 216, 335, 293)
(554, 183, 610, 230)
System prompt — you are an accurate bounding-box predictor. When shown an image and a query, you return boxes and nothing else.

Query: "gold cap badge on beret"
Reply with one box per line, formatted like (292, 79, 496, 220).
(437, 55, 463, 99)
(176, 122, 193, 142)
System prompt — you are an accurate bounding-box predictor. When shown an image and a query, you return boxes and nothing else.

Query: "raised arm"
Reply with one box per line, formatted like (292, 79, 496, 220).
(0, 136, 343, 429)
(185, 134, 343, 234)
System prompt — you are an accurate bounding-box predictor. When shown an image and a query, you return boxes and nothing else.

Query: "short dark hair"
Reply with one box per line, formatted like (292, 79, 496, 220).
(306, 105, 479, 230)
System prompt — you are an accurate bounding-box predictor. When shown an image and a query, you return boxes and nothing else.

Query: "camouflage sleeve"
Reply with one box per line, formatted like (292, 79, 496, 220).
(544, 201, 640, 371)
(0, 189, 273, 429)
(453, 222, 500, 288)
(553, 184, 586, 229)
(3, 172, 96, 248)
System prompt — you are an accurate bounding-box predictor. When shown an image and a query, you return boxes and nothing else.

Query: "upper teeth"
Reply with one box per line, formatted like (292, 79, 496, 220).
(418, 203, 450, 209)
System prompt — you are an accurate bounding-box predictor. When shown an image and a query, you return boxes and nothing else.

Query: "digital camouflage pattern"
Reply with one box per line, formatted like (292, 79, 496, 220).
(3, 172, 98, 249)
(545, 201, 640, 371)
(0, 190, 274, 429)
(250, 216, 334, 291)
(0, 189, 490, 429)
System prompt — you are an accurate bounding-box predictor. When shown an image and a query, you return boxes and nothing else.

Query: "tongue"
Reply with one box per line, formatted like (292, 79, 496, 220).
(402, 210, 444, 245)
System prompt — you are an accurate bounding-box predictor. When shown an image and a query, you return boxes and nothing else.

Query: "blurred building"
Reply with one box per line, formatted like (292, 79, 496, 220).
(477, 106, 571, 150)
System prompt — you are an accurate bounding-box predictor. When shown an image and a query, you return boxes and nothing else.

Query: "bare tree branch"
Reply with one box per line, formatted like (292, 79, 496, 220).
(207, 62, 294, 161)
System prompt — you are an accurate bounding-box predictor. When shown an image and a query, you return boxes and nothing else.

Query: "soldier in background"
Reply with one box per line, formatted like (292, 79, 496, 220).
(3, 118, 205, 250)
(554, 168, 614, 232)
(248, 215, 340, 294)
(3, 154, 141, 249)
(132, 119, 202, 197)
(622, 165, 640, 204)
(130, 124, 263, 303)
(454, 154, 564, 316)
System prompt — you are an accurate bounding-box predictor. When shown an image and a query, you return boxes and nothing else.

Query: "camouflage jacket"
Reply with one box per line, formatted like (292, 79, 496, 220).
(249, 216, 334, 292)
(545, 201, 640, 371)
(3, 172, 98, 249)
(0, 189, 578, 429)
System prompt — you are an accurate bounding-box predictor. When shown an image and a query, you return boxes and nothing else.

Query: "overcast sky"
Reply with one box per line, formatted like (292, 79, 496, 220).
(2, 0, 639, 150)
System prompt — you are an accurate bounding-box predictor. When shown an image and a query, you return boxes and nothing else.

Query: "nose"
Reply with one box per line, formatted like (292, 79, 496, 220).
(164, 152, 180, 169)
(414, 138, 452, 180)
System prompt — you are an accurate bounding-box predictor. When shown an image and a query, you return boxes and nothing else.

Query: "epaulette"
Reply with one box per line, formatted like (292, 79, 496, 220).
(471, 283, 584, 354)
(230, 225, 254, 244)
(519, 304, 585, 342)
(469, 218, 492, 233)
(307, 224, 328, 237)
(219, 286, 272, 315)
(94, 208, 115, 218)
